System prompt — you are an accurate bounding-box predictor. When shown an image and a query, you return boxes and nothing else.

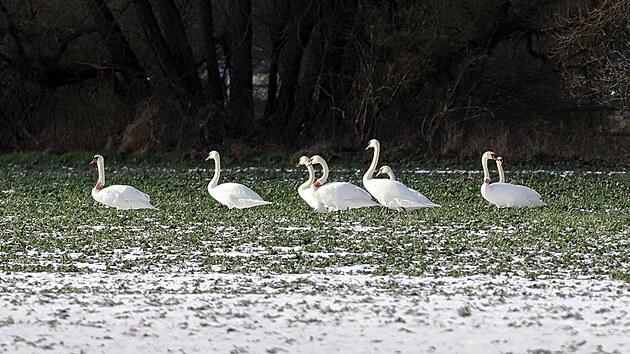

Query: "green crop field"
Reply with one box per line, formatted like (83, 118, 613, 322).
(2, 157, 628, 278)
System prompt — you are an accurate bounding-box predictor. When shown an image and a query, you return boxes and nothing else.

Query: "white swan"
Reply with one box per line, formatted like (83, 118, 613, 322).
(375, 165, 397, 180)
(90, 154, 157, 210)
(307, 155, 379, 211)
(205, 150, 272, 209)
(363, 139, 439, 211)
(481, 151, 545, 208)
(295, 156, 323, 210)
(496, 157, 506, 183)
(376, 165, 440, 207)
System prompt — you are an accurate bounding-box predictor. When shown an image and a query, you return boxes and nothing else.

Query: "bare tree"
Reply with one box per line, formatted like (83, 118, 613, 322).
(199, 0, 225, 106)
(0, 0, 626, 155)
(88, 0, 148, 99)
(554, 0, 630, 113)
(227, 0, 254, 135)
(152, 0, 201, 94)
(132, 0, 181, 88)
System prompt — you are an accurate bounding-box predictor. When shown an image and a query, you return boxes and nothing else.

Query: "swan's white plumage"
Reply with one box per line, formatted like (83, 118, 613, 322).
(363, 140, 439, 211)
(308, 155, 379, 212)
(375, 166, 440, 208)
(208, 182, 273, 209)
(481, 182, 545, 208)
(90, 154, 156, 210)
(312, 181, 379, 211)
(205, 150, 272, 209)
(480, 152, 545, 208)
(92, 185, 156, 210)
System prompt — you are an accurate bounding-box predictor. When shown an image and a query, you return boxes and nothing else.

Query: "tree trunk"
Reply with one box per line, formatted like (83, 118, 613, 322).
(291, 23, 323, 142)
(132, 0, 180, 85)
(263, 0, 291, 117)
(0, 1, 29, 71)
(227, 0, 254, 135)
(88, 0, 148, 99)
(152, 0, 201, 94)
(199, 0, 224, 105)
(271, 0, 317, 137)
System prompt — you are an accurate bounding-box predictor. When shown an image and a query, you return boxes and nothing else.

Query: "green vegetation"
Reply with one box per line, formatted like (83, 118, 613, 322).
(0, 159, 628, 281)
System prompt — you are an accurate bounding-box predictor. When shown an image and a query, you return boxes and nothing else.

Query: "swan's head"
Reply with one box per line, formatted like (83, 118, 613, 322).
(306, 155, 325, 166)
(205, 150, 219, 161)
(375, 165, 393, 177)
(295, 156, 310, 167)
(482, 151, 498, 161)
(496, 156, 503, 166)
(365, 139, 380, 150)
(91, 154, 104, 164)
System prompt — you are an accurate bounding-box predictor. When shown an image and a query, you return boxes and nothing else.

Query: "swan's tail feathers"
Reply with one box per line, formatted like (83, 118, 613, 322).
(528, 198, 546, 207)
(232, 199, 273, 209)
(415, 199, 441, 208)
(134, 202, 158, 210)
(343, 199, 380, 209)
(356, 200, 380, 208)
(390, 198, 438, 210)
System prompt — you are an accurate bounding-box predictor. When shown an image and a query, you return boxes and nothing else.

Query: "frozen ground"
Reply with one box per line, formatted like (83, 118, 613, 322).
(1, 273, 628, 353)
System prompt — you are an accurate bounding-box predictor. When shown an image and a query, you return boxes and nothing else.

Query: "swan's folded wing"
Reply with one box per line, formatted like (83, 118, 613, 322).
(232, 198, 273, 209)
(213, 183, 272, 209)
(487, 183, 544, 208)
(110, 185, 156, 210)
(389, 197, 434, 209)
(408, 188, 440, 207)
(317, 182, 379, 210)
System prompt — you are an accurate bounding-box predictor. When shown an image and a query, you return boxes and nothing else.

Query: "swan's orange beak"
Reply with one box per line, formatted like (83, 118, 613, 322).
(90, 158, 97, 164)
(306, 160, 314, 166)
(375, 170, 383, 177)
(491, 154, 497, 160)
(365, 144, 370, 150)
(295, 161, 301, 167)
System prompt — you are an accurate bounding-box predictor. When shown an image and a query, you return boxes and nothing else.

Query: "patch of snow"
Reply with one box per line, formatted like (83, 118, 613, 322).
(0, 273, 628, 353)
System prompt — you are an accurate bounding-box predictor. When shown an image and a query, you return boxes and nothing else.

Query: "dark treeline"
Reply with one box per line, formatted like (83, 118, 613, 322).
(0, 0, 628, 158)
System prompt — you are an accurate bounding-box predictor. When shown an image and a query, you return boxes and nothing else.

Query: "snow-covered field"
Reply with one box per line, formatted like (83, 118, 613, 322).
(1, 273, 629, 353)
(1, 163, 628, 353)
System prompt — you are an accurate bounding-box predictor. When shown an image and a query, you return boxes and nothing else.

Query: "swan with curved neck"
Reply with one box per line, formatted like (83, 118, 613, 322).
(309, 155, 332, 188)
(376, 165, 396, 180)
(363, 139, 439, 210)
(481, 150, 498, 185)
(90, 154, 156, 210)
(205, 150, 272, 209)
(295, 156, 322, 210)
(496, 156, 505, 183)
(481, 151, 545, 208)
(306, 155, 379, 211)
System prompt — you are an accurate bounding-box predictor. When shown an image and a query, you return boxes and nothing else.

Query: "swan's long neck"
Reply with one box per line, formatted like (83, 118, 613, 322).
(363, 143, 380, 184)
(482, 156, 490, 184)
(387, 170, 396, 181)
(96, 160, 105, 188)
(497, 161, 505, 183)
(299, 165, 315, 191)
(208, 155, 221, 189)
(315, 159, 329, 185)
